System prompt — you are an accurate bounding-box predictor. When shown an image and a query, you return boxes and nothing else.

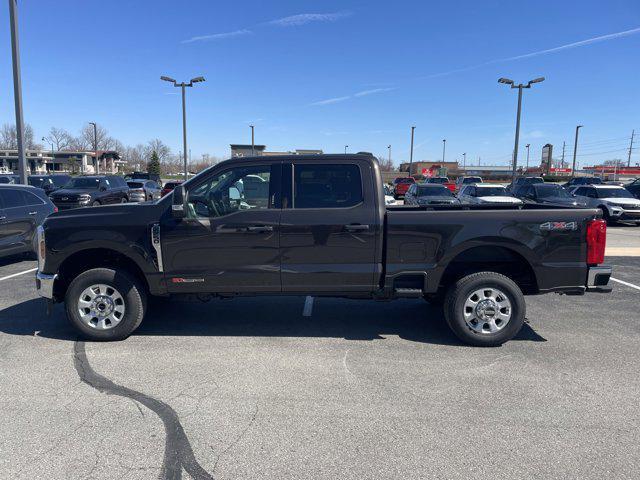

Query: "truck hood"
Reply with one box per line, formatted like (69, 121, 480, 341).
(477, 196, 522, 204)
(49, 188, 97, 198)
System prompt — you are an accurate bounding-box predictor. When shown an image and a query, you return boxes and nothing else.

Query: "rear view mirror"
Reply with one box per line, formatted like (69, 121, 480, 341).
(229, 186, 241, 201)
(172, 185, 186, 219)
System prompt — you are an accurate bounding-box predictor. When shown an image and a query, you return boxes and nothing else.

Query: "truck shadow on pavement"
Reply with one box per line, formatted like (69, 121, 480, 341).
(0, 296, 546, 346)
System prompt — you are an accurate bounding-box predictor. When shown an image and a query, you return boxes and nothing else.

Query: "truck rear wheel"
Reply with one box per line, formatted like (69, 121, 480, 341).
(65, 268, 146, 341)
(443, 272, 525, 347)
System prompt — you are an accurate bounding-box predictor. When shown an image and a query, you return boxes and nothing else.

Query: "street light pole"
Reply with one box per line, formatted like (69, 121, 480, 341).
(442, 139, 446, 163)
(498, 77, 545, 182)
(8, 0, 27, 184)
(250, 125, 255, 156)
(344, 145, 348, 154)
(628, 129, 635, 168)
(387, 145, 391, 164)
(161, 75, 205, 180)
(89, 122, 98, 174)
(571, 125, 583, 178)
(409, 126, 415, 175)
(462, 152, 466, 170)
(525, 144, 530, 171)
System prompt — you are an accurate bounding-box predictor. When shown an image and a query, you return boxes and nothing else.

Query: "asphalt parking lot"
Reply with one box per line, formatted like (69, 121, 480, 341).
(0, 227, 639, 479)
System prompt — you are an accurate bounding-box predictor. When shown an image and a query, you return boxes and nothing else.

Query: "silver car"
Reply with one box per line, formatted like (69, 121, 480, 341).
(570, 185, 640, 224)
(126, 180, 161, 202)
(458, 184, 523, 205)
(405, 183, 459, 206)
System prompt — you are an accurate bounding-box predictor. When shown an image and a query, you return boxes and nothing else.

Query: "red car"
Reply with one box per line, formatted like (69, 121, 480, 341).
(160, 180, 183, 197)
(392, 177, 415, 199)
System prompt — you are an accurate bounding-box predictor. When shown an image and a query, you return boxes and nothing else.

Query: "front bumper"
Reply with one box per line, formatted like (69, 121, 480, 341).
(586, 265, 612, 293)
(36, 271, 57, 299)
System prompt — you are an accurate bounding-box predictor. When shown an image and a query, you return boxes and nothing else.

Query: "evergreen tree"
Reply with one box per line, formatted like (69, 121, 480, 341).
(147, 150, 161, 176)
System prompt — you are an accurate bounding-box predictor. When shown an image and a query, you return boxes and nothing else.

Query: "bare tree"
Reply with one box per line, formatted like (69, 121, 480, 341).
(0, 123, 41, 150)
(376, 155, 395, 172)
(80, 123, 112, 151)
(47, 127, 72, 150)
(144, 139, 171, 163)
(122, 144, 146, 169)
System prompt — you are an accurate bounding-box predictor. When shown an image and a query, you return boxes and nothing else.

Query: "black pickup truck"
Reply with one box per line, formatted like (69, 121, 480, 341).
(35, 154, 612, 346)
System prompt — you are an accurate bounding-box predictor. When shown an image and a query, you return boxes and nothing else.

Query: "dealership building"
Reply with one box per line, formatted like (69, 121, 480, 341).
(0, 149, 125, 174)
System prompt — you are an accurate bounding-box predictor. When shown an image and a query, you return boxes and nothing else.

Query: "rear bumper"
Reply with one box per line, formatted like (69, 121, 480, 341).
(586, 265, 612, 293)
(36, 271, 57, 299)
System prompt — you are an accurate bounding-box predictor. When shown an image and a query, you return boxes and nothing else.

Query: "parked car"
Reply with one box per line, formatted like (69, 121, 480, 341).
(127, 180, 161, 202)
(425, 176, 456, 192)
(28, 174, 71, 195)
(563, 176, 603, 188)
(392, 177, 415, 199)
(570, 185, 640, 224)
(383, 185, 397, 206)
(126, 172, 162, 186)
(48, 175, 129, 209)
(624, 178, 640, 199)
(36, 154, 611, 346)
(405, 183, 459, 205)
(161, 180, 183, 197)
(0, 174, 20, 184)
(514, 183, 587, 207)
(506, 176, 544, 193)
(454, 176, 483, 192)
(0, 184, 56, 259)
(458, 184, 523, 205)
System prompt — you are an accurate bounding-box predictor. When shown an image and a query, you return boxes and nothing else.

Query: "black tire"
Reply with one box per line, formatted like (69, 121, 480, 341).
(599, 207, 613, 225)
(92, 200, 101, 207)
(65, 268, 147, 341)
(121, 196, 128, 203)
(443, 272, 525, 347)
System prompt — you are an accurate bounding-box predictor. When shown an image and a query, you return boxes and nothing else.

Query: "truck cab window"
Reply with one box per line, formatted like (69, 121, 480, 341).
(187, 165, 272, 218)
(293, 164, 363, 209)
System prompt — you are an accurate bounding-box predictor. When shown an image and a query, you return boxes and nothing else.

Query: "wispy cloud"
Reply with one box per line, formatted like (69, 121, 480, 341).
(182, 29, 252, 44)
(421, 26, 640, 79)
(268, 12, 352, 27)
(354, 87, 396, 97)
(310, 87, 396, 106)
(309, 96, 352, 106)
(524, 130, 545, 139)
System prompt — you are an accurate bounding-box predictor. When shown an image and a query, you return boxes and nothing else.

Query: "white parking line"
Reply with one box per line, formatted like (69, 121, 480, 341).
(303, 296, 314, 317)
(611, 277, 640, 291)
(0, 267, 37, 282)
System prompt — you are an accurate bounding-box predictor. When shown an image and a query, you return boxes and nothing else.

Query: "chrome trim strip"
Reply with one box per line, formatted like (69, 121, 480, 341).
(36, 271, 57, 299)
(587, 266, 612, 287)
(36, 225, 45, 271)
(151, 223, 163, 272)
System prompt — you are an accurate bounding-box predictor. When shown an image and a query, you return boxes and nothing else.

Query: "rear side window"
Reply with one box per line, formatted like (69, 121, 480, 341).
(0, 188, 27, 208)
(293, 164, 363, 209)
(22, 190, 45, 206)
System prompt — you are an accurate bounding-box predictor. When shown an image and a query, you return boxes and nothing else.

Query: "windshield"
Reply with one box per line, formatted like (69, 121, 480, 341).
(127, 181, 144, 188)
(536, 185, 571, 198)
(396, 178, 414, 184)
(417, 186, 452, 197)
(519, 177, 543, 185)
(475, 187, 508, 196)
(463, 177, 482, 184)
(64, 177, 101, 189)
(596, 188, 634, 199)
(427, 177, 448, 184)
(51, 176, 70, 187)
(28, 177, 47, 187)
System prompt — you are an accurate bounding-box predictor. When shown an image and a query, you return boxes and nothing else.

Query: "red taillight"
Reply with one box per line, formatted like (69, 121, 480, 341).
(53, 207, 58, 213)
(586, 219, 606, 265)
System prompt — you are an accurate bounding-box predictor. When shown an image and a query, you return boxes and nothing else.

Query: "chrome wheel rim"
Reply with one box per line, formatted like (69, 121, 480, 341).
(463, 287, 512, 334)
(77, 284, 126, 330)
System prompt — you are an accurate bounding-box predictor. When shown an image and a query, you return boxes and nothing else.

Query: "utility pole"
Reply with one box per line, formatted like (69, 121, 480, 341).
(442, 139, 446, 163)
(250, 125, 255, 156)
(9, 0, 27, 184)
(561, 141, 566, 167)
(498, 77, 545, 183)
(462, 152, 466, 169)
(409, 126, 415, 175)
(571, 125, 583, 178)
(525, 144, 530, 171)
(344, 145, 348, 154)
(628, 129, 635, 167)
(387, 145, 391, 164)
(89, 122, 98, 174)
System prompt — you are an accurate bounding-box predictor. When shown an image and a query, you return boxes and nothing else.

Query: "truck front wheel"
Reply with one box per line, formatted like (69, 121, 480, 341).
(65, 268, 147, 341)
(443, 272, 525, 347)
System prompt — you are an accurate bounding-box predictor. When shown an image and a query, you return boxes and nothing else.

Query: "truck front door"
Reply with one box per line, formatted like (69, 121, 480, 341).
(279, 160, 378, 293)
(161, 161, 282, 293)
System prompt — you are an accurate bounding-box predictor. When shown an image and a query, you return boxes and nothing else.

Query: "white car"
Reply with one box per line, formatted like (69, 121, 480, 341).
(570, 185, 640, 224)
(384, 185, 398, 206)
(458, 184, 523, 205)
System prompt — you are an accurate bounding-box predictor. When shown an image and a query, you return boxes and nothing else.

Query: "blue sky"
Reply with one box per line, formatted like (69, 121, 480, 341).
(1, 0, 639, 167)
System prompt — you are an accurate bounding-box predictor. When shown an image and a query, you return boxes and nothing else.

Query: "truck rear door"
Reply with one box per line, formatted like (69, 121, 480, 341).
(279, 159, 379, 293)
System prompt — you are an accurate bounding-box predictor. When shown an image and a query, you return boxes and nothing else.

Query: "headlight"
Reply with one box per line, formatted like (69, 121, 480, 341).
(79, 194, 91, 203)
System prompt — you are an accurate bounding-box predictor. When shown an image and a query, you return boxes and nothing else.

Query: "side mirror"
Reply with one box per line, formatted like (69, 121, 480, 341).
(99, 186, 107, 192)
(172, 185, 186, 219)
(228, 186, 241, 201)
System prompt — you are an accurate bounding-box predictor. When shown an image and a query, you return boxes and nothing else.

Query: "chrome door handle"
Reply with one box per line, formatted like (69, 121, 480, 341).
(344, 224, 369, 232)
(28, 211, 38, 215)
(246, 225, 274, 233)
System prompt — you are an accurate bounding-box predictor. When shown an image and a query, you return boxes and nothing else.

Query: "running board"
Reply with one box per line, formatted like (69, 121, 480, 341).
(394, 288, 423, 298)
